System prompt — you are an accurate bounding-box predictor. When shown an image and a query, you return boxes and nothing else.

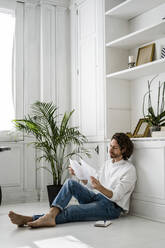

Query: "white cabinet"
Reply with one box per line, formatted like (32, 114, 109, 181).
(70, 0, 104, 141)
(0, 141, 38, 204)
(103, 138, 165, 223)
(104, 0, 165, 138)
(130, 138, 165, 223)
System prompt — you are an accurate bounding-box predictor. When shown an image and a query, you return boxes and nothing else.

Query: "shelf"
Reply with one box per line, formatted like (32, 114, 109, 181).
(106, 21, 165, 49)
(105, 0, 165, 20)
(132, 137, 165, 141)
(106, 59, 165, 80)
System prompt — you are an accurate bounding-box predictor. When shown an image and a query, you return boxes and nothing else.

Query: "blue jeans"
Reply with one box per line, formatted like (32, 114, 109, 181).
(33, 179, 122, 224)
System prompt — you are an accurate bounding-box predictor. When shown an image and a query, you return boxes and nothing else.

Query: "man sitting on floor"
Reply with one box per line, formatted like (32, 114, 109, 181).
(8, 132, 137, 228)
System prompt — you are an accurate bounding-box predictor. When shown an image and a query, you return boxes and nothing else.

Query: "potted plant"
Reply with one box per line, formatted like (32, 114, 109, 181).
(13, 101, 89, 205)
(143, 76, 165, 134)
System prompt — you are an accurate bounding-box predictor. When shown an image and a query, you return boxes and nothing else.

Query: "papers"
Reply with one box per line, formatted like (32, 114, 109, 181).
(80, 158, 98, 179)
(69, 158, 97, 181)
(69, 159, 87, 180)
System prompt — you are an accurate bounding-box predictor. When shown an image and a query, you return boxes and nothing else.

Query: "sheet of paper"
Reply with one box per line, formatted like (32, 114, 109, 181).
(69, 158, 98, 181)
(80, 159, 98, 180)
(69, 159, 88, 180)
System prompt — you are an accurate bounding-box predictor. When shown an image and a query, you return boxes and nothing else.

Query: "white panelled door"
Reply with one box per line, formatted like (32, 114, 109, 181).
(77, 0, 104, 140)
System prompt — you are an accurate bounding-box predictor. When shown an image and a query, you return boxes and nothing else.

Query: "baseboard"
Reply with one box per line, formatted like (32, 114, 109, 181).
(1, 188, 39, 205)
(130, 199, 165, 223)
(39, 190, 49, 202)
(39, 189, 78, 205)
(1, 186, 79, 205)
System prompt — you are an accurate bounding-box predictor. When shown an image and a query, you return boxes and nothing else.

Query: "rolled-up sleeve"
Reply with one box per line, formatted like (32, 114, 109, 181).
(110, 168, 137, 202)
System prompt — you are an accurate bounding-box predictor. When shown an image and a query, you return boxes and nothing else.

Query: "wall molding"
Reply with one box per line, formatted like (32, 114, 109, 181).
(1, 188, 39, 204)
(70, 0, 86, 7)
(130, 199, 165, 223)
(19, 0, 70, 8)
(132, 193, 165, 205)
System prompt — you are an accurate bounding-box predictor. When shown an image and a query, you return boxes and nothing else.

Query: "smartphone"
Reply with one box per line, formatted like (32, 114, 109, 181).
(94, 220, 112, 227)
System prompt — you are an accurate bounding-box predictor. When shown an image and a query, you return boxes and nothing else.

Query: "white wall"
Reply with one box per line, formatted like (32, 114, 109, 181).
(0, 0, 16, 10)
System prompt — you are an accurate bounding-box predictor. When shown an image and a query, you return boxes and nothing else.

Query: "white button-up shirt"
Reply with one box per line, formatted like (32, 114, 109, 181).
(87, 159, 137, 211)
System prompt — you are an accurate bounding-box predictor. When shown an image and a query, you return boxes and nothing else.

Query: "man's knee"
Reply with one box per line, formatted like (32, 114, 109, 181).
(64, 178, 79, 190)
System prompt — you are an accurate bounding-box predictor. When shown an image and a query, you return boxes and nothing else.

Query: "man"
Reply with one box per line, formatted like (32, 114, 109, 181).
(9, 133, 136, 228)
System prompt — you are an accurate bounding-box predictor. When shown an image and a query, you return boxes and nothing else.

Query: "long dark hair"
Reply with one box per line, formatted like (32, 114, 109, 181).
(111, 133, 134, 160)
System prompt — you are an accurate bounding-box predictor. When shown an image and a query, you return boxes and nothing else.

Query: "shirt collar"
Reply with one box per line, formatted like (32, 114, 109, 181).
(111, 159, 125, 166)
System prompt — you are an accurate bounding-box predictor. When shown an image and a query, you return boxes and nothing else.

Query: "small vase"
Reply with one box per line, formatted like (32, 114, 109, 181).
(149, 126, 161, 136)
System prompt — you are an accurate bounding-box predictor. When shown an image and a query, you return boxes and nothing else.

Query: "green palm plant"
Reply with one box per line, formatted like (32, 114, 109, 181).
(13, 101, 90, 185)
(143, 76, 165, 127)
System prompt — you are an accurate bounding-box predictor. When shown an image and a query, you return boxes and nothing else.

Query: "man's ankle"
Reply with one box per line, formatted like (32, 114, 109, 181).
(49, 206, 59, 216)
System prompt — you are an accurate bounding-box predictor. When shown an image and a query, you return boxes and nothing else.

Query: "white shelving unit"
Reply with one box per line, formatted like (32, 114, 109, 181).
(106, 21, 165, 49)
(105, 0, 165, 222)
(105, 0, 165, 20)
(105, 0, 165, 138)
(106, 59, 165, 80)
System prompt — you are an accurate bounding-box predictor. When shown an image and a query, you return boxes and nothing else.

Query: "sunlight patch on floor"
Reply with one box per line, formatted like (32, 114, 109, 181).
(17, 247, 32, 248)
(34, 235, 93, 248)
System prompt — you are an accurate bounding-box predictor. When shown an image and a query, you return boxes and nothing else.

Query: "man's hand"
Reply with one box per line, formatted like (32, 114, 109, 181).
(90, 176, 102, 190)
(69, 166, 87, 185)
(91, 176, 113, 199)
(68, 166, 75, 176)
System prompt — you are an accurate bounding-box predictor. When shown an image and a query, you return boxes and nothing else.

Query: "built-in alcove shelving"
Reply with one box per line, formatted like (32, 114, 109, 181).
(106, 59, 165, 80)
(106, 21, 165, 49)
(105, 0, 165, 138)
(105, 0, 165, 20)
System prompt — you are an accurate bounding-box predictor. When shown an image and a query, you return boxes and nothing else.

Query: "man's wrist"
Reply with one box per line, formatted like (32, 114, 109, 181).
(97, 184, 104, 192)
(81, 180, 88, 185)
(98, 185, 113, 199)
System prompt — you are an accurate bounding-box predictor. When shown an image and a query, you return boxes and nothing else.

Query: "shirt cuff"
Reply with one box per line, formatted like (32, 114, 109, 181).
(108, 187, 116, 202)
(86, 180, 93, 190)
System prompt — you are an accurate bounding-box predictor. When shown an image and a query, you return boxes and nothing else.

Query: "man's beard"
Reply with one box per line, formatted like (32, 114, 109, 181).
(110, 152, 122, 159)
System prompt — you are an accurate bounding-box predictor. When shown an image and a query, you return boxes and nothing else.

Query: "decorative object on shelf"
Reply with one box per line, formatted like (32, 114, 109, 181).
(128, 55, 135, 68)
(149, 126, 161, 137)
(13, 101, 90, 206)
(126, 132, 133, 138)
(152, 125, 165, 137)
(160, 47, 165, 59)
(143, 75, 165, 136)
(152, 126, 165, 137)
(126, 118, 150, 138)
(152, 130, 165, 137)
(134, 118, 150, 138)
(161, 126, 165, 131)
(136, 43, 155, 66)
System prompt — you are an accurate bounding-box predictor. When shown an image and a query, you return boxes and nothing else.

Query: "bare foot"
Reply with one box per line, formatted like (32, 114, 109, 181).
(27, 213, 56, 228)
(8, 211, 33, 226)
